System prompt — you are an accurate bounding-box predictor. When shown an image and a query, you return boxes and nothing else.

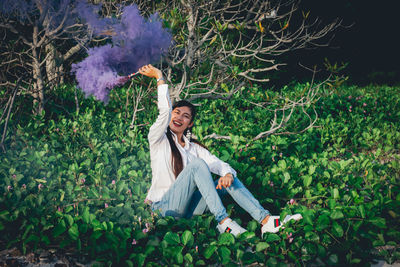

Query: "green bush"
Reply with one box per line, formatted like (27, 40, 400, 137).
(0, 83, 399, 265)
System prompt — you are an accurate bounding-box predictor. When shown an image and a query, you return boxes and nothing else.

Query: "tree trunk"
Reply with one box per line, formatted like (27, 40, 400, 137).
(45, 43, 57, 88)
(32, 56, 45, 115)
(32, 26, 45, 115)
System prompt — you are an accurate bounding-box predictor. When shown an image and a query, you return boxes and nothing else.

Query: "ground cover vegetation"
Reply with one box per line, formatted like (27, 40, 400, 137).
(1, 0, 399, 266)
(0, 81, 399, 266)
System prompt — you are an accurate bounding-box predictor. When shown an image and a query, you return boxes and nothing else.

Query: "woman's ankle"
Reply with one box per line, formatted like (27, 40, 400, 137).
(261, 215, 270, 225)
(219, 217, 229, 225)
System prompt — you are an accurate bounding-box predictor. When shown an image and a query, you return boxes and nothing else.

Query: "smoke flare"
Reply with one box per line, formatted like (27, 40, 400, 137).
(72, 4, 172, 103)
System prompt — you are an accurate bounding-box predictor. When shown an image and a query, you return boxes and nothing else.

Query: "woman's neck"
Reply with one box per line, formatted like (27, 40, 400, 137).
(172, 131, 185, 147)
(178, 134, 185, 146)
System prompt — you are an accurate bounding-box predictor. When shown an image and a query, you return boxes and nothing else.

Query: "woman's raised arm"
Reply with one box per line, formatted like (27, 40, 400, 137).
(139, 65, 171, 146)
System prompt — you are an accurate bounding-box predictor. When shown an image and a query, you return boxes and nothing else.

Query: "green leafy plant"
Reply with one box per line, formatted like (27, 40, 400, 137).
(1, 83, 399, 265)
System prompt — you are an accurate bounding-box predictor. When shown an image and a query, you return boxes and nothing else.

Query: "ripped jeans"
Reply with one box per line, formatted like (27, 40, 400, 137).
(151, 158, 270, 223)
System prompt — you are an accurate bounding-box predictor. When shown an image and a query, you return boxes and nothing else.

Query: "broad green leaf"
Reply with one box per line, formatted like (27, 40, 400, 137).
(144, 246, 155, 256)
(317, 244, 327, 258)
(175, 251, 183, 264)
(53, 220, 67, 237)
(316, 215, 330, 231)
(331, 221, 343, 237)
(41, 235, 50, 245)
(283, 172, 290, 183)
(89, 188, 99, 198)
(240, 231, 255, 239)
(308, 165, 316, 175)
(82, 207, 90, 224)
(195, 260, 206, 265)
(133, 253, 146, 267)
(328, 199, 336, 209)
(182, 230, 194, 246)
(65, 215, 74, 227)
(369, 217, 387, 229)
(0, 210, 10, 221)
(330, 210, 344, 220)
(156, 219, 168, 226)
(303, 175, 312, 187)
(184, 253, 193, 263)
(116, 181, 126, 194)
(24, 234, 40, 244)
(221, 83, 229, 93)
(218, 232, 235, 246)
(278, 160, 287, 170)
(218, 246, 231, 264)
(90, 230, 103, 240)
(77, 238, 81, 251)
(105, 232, 118, 245)
(204, 245, 217, 259)
(220, 150, 230, 161)
(163, 231, 180, 245)
(265, 234, 281, 242)
(288, 251, 296, 261)
(358, 205, 365, 218)
(332, 188, 339, 199)
(60, 190, 65, 202)
(305, 232, 320, 243)
(303, 209, 315, 225)
(328, 254, 339, 265)
(256, 242, 269, 252)
(266, 257, 278, 266)
(102, 221, 108, 231)
(68, 224, 79, 240)
(304, 242, 317, 255)
(22, 224, 33, 240)
(305, 189, 312, 199)
(79, 223, 88, 234)
(247, 220, 258, 232)
(107, 221, 114, 231)
(132, 184, 140, 195)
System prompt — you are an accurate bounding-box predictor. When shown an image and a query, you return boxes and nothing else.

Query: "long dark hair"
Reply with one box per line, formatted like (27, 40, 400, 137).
(166, 100, 207, 178)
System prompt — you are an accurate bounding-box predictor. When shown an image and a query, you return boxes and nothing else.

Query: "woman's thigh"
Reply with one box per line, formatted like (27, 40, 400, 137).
(152, 158, 211, 218)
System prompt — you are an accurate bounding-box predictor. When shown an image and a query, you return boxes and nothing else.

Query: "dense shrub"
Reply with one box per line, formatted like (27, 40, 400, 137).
(1, 83, 399, 265)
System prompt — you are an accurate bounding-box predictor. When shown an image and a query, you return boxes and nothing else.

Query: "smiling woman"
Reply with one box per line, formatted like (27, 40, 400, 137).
(138, 64, 302, 237)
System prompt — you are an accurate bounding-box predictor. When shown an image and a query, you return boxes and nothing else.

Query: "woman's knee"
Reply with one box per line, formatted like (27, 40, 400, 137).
(229, 176, 245, 189)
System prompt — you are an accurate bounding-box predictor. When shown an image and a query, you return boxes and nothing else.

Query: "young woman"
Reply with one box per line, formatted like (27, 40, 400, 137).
(140, 64, 302, 237)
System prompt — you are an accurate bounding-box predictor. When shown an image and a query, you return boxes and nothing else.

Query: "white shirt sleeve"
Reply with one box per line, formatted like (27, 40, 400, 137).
(195, 144, 237, 177)
(148, 84, 171, 147)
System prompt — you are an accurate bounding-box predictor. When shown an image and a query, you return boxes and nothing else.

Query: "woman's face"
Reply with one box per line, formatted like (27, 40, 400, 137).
(169, 106, 193, 135)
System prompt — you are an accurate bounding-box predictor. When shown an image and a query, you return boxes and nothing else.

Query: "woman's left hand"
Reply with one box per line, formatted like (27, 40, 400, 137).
(138, 64, 162, 80)
(216, 173, 234, 189)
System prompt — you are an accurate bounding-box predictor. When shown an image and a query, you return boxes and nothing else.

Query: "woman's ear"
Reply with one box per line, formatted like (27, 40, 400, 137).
(188, 122, 194, 128)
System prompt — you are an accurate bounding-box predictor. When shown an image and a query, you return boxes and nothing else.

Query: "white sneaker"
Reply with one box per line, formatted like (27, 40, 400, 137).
(216, 218, 247, 237)
(261, 214, 302, 236)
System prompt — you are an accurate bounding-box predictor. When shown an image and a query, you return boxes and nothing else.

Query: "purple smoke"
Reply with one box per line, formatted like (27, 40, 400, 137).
(73, 0, 116, 36)
(1, 0, 72, 27)
(72, 4, 172, 103)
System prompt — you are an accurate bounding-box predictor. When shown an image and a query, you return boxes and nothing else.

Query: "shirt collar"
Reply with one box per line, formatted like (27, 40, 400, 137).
(170, 131, 190, 149)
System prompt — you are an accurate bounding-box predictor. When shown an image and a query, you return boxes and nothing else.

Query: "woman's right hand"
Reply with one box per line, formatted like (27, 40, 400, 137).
(138, 64, 163, 80)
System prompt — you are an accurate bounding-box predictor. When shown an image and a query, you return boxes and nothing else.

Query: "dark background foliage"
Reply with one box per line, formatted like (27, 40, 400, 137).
(279, 0, 400, 86)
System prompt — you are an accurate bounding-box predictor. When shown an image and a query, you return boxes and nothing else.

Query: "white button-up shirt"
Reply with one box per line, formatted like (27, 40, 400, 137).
(146, 84, 237, 203)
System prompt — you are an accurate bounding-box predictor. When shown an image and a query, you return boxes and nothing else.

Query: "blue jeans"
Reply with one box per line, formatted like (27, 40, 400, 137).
(152, 158, 270, 223)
